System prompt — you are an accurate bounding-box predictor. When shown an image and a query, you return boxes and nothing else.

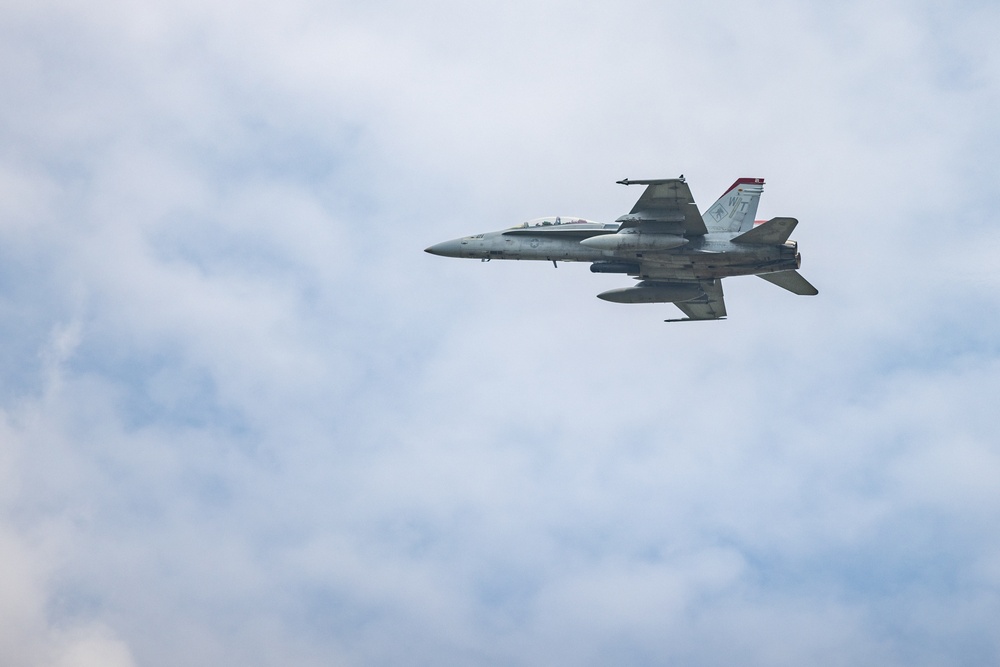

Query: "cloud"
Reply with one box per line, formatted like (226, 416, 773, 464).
(1, 0, 999, 665)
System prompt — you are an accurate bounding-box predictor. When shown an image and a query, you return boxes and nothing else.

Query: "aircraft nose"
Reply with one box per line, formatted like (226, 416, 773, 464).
(424, 239, 463, 257)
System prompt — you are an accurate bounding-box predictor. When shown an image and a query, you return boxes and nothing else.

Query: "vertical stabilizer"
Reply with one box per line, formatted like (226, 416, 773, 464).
(703, 178, 764, 233)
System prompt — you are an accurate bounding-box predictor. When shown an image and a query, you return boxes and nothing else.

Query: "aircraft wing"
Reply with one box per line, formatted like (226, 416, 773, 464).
(616, 178, 709, 236)
(670, 280, 727, 321)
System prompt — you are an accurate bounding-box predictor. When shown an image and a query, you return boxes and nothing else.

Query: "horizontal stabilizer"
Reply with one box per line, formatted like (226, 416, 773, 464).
(757, 270, 818, 295)
(732, 217, 798, 245)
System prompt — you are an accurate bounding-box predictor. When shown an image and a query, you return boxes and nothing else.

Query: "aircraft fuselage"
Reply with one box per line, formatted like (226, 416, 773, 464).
(426, 225, 800, 281)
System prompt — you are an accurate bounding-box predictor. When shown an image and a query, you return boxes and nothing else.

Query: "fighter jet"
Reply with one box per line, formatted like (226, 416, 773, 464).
(425, 176, 817, 321)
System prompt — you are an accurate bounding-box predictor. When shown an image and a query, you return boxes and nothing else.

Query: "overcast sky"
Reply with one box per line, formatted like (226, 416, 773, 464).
(2, 1, 999, 665)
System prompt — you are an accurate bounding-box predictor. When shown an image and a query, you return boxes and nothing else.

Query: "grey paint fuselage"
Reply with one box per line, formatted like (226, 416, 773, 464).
(425, 224, 800, 281)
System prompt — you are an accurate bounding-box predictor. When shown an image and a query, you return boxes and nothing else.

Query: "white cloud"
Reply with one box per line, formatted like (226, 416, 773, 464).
(1, 0, 999, 665)
(49, 627, 136, 667)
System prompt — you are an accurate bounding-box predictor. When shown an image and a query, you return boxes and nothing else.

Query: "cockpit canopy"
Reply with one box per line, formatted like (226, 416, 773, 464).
(509, 216, 605, 229)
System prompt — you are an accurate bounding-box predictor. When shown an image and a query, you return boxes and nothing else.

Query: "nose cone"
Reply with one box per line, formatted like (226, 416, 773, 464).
(424, 239, 463, 257)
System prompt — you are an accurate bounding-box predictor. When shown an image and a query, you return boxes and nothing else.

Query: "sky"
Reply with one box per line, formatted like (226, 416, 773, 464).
(1, 0, 999, 665)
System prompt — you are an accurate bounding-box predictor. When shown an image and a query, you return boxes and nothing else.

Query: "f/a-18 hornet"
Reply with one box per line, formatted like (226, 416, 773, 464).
(425, 176, 817, 321)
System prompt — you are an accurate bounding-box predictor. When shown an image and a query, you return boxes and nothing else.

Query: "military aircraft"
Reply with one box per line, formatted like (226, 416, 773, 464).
(425, 176, 817, 321)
